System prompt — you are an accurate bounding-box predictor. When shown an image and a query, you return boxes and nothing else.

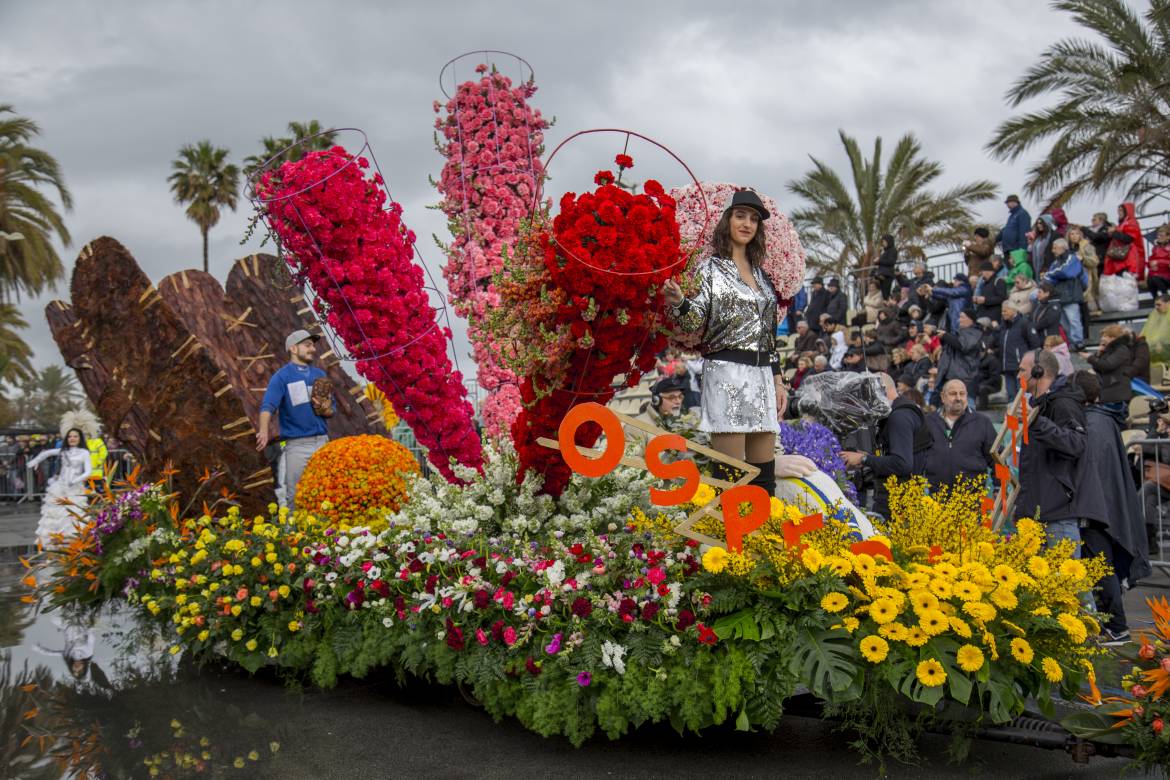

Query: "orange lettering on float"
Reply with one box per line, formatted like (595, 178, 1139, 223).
(1005, 415, 1020, 466)
(994, 462, 1011, 512)
(557, 402, 624, 478)
(850, 540, 893, 561)
(782, 512, 824, 553)
(980, 496, 995, 528)
(645, 434, 700, 506)
(926, 545, 944, 563)
(720, 485, 771, 553)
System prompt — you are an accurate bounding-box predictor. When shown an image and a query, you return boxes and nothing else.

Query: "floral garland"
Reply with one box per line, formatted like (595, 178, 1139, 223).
(295, 435, 419, 531)
(669, 181, 806, 346)
(255, 147, 482, 482)
(511, 155, 684, 495)
(433, 64, 550, 438)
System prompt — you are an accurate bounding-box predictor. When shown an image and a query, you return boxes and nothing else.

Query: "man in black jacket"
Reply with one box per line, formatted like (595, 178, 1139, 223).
(825, 278, 848, 326)
(973, 261, 1008, 322)
(805, 277, 829, 334)
(791, 319, 822, 359)
(840, 373, 928, 519)
(1031, 283, 1064, 340)
(924, 380, 996, 489)
(1014, 349, 1087, 551)
(1000, 301, 1041, 400)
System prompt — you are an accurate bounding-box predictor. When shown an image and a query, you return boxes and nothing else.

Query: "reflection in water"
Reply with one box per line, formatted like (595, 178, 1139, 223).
(1, 545, 289, 779)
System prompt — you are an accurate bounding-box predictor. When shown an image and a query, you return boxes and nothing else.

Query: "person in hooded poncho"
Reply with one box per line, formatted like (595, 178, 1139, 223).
(1104, 201, 1147, 279)
(1143, 294, 1170, 376)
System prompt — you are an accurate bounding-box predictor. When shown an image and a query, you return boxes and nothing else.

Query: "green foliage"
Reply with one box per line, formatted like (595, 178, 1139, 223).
(789, 626, 861, 702)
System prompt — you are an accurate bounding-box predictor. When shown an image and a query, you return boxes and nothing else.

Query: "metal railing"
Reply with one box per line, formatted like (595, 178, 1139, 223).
(1131, 437, 1170, 569)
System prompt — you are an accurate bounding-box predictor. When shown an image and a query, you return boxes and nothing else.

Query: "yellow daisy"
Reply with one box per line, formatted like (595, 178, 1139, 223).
(904, 626, 929, 647)
(1010, 637, 1034, 664)
(1026, 556, 1050, 578)
(825, 556, 852, 576)
(992, 564, 1019, 589)
(859, 635, 889, 663)
(910, 590, 939, 614)
(702, 546, 729, 574)
(1059, 559, 1087, 581)
(919, 609, 949, 637)
(963, 601, 997, 623)
(929, 578, 953, 599)
(916, 658, 947, 687)
(1041, 657, 1063, 683)
(802, 547, 826, 571)
(820, 592, 849, 613)
(948, 617, 973, 638)
(956, 644, 985, 673)
(879, 622, 908, 641)
(989, 587, 1018, 610)
(869, 598, 900, 625)
(951, 580, 981, 602)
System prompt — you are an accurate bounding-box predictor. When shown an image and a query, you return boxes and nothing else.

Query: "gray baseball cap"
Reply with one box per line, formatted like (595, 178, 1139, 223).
(285, 329, 321, 351)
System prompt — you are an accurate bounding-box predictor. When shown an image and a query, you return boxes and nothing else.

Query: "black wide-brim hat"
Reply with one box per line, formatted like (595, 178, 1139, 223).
(723, 189, 770, 221)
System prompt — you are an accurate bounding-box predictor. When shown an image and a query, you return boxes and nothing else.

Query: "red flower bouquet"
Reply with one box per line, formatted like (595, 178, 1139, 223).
(434, 66, 550, 438)
(256, 147, 482, 482)
(510, 156, 683, 495)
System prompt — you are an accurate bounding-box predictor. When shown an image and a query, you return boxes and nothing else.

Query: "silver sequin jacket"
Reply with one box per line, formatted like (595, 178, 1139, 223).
(670, 255, 780, 367)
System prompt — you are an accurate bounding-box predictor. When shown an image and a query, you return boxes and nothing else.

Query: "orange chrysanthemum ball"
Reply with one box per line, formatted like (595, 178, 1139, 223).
(296, 435, 419, 531)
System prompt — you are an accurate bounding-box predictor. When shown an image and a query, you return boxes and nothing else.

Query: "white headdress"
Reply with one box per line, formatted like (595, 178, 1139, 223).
(59, 408, 101, 440)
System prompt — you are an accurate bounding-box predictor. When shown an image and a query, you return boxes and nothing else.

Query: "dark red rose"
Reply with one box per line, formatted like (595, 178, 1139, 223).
(676, 609, 695, 630)
(525, 656, 542, 676)
(473, 589, 491, 609)
(571, 597, 593, 618)
(445, 619, 465, 651)
(618, 597, 638, 617)
(641, 603, 660, 622)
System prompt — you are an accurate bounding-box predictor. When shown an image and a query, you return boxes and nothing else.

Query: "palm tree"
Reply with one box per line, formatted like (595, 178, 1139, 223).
(16, 364, 80, 427)
(987, 0, 1170, 208)
(0, 104, 70, 300)
(242, 120, 338, 177)
(787, 130, 998, 278)
(0, 303, 34, 386)
(167, 141, 240, 273)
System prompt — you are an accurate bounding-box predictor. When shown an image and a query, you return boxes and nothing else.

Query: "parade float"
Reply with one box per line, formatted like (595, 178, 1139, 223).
(23, 58, 1157, 773)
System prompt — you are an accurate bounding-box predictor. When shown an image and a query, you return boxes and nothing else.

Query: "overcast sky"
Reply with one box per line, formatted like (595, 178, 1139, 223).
(1, 0, 1130, 385)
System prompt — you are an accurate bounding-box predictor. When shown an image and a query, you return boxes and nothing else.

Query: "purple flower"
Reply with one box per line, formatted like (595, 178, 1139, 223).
(544, 633, 562, 655)
(778, 421, 859, 501)
(576, 671, 592, 687)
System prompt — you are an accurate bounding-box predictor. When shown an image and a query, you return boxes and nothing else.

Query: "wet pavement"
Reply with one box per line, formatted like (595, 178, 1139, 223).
(0, 506, 1157, 779)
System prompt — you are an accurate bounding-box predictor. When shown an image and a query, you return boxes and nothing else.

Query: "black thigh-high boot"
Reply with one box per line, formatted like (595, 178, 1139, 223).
(748, 459, 776, 498)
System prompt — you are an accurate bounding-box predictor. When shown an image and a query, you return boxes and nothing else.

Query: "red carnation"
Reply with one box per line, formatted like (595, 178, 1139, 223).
(473, 589, 491, 609)
(676, 609, 695, 630)
(571, 597, 593, 618)
(696, 623, 718, 645)
(641, 602, 660, 622)
(594, 170, 615, 186)
(445, 619, 465, 651)
(525, 656, 542, 676)
(615, 153, 634, 169)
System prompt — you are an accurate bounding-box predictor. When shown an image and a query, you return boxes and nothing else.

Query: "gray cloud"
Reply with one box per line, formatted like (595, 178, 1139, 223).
(1, 0, 1112, 388)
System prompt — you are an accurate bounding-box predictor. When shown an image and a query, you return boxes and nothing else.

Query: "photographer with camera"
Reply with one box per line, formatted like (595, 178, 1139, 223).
(840, 373, 930, 519)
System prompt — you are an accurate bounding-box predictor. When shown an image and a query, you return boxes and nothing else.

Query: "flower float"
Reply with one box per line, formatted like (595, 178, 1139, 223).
(31, 446, 1112, 763)
(295, 435, 419, 531)
(433, 63, 550, 438)
(254, 146, 482, 483)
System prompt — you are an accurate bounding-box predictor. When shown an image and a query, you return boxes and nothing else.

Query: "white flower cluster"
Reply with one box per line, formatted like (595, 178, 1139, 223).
(601, 640, 627, 675)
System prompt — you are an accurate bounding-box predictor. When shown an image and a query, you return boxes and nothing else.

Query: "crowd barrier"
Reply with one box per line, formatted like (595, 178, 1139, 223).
(0, 448, 137, 503)
(1130, 437, 1170, 569)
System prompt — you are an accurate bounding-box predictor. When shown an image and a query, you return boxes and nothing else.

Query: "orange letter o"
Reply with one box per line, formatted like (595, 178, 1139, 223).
(558, 402, 625, 478)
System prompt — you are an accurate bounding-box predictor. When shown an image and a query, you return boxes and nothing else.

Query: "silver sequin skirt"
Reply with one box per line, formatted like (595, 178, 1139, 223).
(699, 359, 779, 433)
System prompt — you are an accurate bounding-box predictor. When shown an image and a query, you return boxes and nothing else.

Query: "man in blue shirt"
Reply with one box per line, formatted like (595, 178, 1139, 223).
(996, 194, 1032, 263)
(256, 329, 332, 511)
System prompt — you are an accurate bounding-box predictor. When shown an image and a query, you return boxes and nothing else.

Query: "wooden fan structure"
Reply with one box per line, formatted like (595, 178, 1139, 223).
(45, 237, 386, 514)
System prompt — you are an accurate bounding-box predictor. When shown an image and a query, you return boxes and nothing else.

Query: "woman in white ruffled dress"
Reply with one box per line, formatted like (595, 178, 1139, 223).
(27, 427, 91, 546)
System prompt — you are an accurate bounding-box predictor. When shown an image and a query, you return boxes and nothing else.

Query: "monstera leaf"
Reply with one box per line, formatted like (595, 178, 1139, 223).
(788, 626, 861, 702)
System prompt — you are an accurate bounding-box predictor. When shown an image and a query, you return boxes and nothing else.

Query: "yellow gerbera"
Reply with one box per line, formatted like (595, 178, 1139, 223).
(904, 626, 929, 647)
(989, 587, 1018, 610)
(1059, 559, 1087, 581)
(860, 635, 889, 663)
(956, 644, 985, 673)
(1031, 606, 1052, 617)
(975, 541, 996, 561)
(963, 601, 996, 623)
(1000, 620, 1026, 636)
(929, 578, 953, 599)
(869, 598, 900, 625)
(1081, 614, 1101, 637)
(1057, 613, 1088, 643)
(702, 546, 729, 574)
(904, 571, 931, 589)
(933, 562, 958, 579)
(916, 658, 947, 687)
(879, 622, 908, 641)
(919, 609, 949, 637)
(952, 580, 981, 602)
(1041, 657, 1063, 683)
(910, 590, 939, 614)
(992, 564, 1019, 589)
(820, 592, 849, 613)
(1010, 637, 1034, 664)
(853, 553, 876, 577)
(825, 556, 852, 576)
(1027, 556, 1050, 578)
(841, 616, 860, 633)
(802, 547, 826, 571)
(949, 617, 973, 638)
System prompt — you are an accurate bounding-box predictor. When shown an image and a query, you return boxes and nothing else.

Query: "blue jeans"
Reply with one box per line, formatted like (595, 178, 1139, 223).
(1060, 302, 1084, 346)
(1003, 372, 1019, 402)
(1044, 518, 1081, 558)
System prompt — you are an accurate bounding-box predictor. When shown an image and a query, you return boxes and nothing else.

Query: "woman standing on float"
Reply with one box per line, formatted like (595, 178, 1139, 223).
(664, 190, 815, 495)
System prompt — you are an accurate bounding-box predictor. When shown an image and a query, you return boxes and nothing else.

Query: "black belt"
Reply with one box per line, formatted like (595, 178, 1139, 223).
(705, 349, 781, 375)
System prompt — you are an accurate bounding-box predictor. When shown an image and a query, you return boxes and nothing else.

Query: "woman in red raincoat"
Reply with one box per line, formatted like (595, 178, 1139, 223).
(1104, 201, 1147, 279)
